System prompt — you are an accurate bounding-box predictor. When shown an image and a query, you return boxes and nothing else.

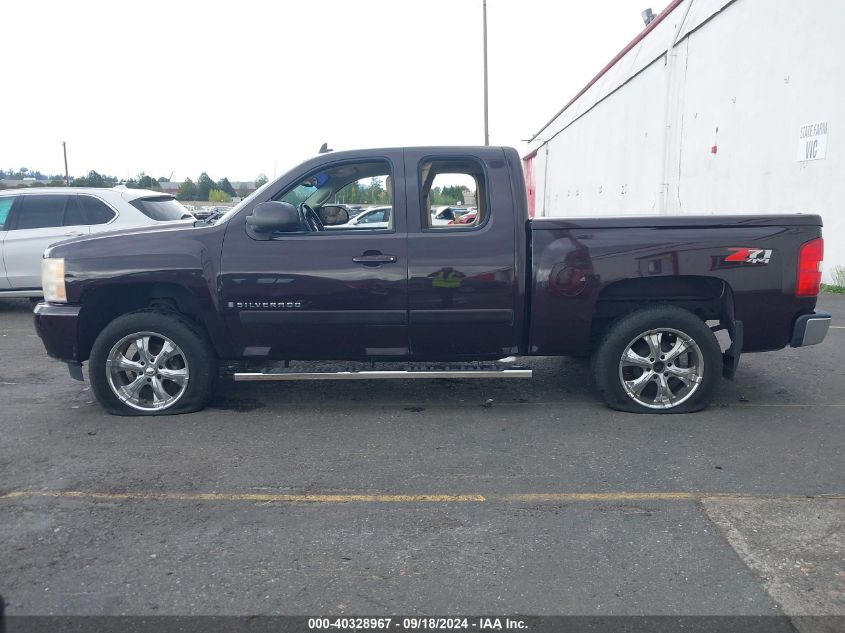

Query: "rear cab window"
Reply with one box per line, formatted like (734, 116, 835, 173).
(420, 158, 486, 230)
(129, 196, 192, 221)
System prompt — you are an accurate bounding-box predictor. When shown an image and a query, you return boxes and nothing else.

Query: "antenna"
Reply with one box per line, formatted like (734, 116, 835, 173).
(319, 142, 333, 154)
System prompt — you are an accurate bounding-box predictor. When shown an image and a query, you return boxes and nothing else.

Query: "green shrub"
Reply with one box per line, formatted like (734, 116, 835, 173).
(208, 189, 232, 203)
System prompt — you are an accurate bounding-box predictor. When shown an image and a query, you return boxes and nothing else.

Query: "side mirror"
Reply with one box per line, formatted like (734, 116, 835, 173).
(319, 205, 350, 226)
(246, 201, 303, 239)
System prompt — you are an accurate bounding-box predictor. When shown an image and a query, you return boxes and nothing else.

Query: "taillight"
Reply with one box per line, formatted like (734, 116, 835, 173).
(796, 238, 824, 297)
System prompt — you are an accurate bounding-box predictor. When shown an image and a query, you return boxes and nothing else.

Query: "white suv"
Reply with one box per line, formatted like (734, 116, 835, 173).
(0, 187, 193, 298)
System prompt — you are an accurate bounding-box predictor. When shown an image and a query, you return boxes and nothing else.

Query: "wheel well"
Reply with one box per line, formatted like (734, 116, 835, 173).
(591, 276, 732, 347)
(77, 283, 206, 362)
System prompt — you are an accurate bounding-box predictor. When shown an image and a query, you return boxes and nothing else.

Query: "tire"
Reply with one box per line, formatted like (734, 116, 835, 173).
(89, 309, 217, 416)
(592, 305, 722, 414)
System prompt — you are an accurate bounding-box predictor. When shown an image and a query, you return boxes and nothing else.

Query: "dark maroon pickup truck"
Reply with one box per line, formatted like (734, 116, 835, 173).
(34, 146, 830, 416)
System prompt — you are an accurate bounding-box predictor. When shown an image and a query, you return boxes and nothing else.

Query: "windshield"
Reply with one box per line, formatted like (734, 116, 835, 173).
(280, 175, 324, 205)
(213, 179, 275, 225)
(130, 196, 193, 221)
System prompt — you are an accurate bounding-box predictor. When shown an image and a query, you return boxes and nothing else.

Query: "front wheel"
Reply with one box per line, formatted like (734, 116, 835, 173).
(89, 310, 217, 416)
(592, 306, 722, 414)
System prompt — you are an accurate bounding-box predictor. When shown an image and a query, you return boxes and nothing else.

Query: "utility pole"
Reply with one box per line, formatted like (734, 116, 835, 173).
(482, 0, 489, 146)
(61, 141, 69, 185)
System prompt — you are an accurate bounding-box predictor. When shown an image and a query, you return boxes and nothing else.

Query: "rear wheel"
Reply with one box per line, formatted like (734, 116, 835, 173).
(89, 310, 216, 416)
(592, 306, 722, 413)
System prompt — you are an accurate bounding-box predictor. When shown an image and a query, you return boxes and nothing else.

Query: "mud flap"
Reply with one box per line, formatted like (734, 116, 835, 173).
(722, 320, 743, 380)
(720, 286, 742, 380)
(67, 362, 84, 382)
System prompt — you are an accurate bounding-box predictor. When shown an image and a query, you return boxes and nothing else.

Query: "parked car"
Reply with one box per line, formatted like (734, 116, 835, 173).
(34, 146, 830, 416)
(346, 206, 392, 229)
(0, 188, 193, 298)
(452, 209, 478, 225)
(431, 206, 473, 226)
(346, 205, 367, 219)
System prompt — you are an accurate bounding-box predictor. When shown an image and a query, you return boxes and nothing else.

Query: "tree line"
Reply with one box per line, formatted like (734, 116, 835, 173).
(2, 168, 471, 206)
(332, 180, 471, 206)
(175, 173, 268, 202)
(0, 167, 270, 202)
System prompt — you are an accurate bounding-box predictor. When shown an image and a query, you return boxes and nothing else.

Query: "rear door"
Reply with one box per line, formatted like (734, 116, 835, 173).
(404, 148, 521, 359)
(2, 194, 90, 290)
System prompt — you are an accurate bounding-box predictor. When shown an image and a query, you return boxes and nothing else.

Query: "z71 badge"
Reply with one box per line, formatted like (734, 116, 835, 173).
(725, 248, 773, 264)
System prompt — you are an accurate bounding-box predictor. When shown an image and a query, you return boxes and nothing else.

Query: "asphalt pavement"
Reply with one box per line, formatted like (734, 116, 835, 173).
(1, 295, 843, 623)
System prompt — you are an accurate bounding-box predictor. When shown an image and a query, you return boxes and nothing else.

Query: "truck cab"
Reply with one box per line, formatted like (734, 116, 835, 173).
(218, 147, 526, 362)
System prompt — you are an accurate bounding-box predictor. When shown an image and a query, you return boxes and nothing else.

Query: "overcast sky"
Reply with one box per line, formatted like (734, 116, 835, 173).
(3, 0, 652, 182)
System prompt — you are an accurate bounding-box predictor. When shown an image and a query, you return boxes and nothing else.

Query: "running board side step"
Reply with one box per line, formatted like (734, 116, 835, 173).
(233, 365, 532, 382)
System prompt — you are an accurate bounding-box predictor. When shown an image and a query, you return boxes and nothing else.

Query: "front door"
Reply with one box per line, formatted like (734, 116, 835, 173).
(220, 154, 409, 360)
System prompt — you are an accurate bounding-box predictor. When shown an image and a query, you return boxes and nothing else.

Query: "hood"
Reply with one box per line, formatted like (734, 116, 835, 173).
(44, 220, 202, 259)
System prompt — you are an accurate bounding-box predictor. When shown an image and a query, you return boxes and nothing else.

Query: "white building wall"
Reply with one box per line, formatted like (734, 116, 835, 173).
(538, 60, 668, 216)
(527, 0, 845, 282)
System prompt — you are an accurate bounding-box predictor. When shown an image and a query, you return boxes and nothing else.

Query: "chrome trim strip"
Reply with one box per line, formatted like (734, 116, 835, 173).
(233, 369, 533, 381)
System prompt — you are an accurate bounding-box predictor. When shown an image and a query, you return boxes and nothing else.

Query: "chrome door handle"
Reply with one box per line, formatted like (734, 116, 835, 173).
(352, 254, 397, 265)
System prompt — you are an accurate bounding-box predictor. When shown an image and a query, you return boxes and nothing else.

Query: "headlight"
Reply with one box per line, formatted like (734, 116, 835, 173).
(41, 258, 67, 303)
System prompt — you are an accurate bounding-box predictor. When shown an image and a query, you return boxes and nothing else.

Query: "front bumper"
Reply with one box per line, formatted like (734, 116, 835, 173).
(33, 302, 82, 362)
(791, 311, 832, 347)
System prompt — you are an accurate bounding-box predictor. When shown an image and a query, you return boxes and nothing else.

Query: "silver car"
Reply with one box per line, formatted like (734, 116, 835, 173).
(0, 187, 193, 298)
(346, 206, 392, 229)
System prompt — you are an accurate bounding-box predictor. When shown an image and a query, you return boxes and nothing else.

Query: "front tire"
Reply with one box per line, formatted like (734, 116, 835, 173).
(89, 310, 217, 416)
(592, 306, 722, 414)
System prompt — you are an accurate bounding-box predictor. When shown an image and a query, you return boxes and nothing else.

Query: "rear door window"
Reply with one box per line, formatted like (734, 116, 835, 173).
(0, 197, 15, 230)
(63, 197, 87, 226)
(77, 196, 116, 225)
(15, 195, 67, 230)
(129, 196, 192, 221)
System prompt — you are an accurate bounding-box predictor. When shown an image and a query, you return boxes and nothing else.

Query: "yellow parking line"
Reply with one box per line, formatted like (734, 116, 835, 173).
(729, 403, 845, 407)
(1, 490, 841, 505)
(0, 490, 486, 503)
(285, 401, 845, 408)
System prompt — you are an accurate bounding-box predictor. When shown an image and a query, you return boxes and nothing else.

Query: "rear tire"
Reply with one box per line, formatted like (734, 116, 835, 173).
(592, 306, 722, 414)
(89, 310, 217, 416)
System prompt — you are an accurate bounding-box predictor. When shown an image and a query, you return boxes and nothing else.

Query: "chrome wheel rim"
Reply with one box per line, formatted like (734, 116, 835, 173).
(106, 331, 190, 412)
(618, 328, 704, 410)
